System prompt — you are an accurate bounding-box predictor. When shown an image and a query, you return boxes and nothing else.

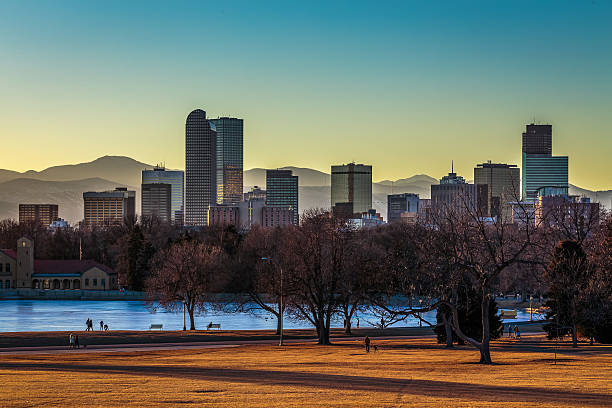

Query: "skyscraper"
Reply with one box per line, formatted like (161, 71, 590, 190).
(185, 109, 217, 226)
(431, 168, 487, 215)
(210, 117, 243, 205)
(265, 170, 299, 225)
(141, 183, 172, 222)
(141, 166, 184, 224)
(474, 161, 520, 220)
(331, 163, 372, 215)
(521, 124, 568, 202)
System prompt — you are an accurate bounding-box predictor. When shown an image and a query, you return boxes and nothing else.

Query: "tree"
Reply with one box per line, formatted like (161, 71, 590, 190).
(146, 240, 225, 330)
(286, 210, 344, 345)
(232, 225, 293, 335)
(543, 240, 590, 347)
(426, 196, 540, 363)
(434, 281, 503, 346)
(115, 225, 155, 291)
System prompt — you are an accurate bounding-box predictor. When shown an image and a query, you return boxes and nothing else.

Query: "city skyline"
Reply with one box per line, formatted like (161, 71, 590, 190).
(1, 1, 611, 190)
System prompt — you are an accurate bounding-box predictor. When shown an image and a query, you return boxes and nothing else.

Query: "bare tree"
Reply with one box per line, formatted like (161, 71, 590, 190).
(146, 239, 226, 330)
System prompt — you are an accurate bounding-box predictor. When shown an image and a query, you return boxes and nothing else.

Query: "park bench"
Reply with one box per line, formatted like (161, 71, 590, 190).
(500, 310, 517, 319)
(149, 324, 163, 330)
(207, 323, 221, 330)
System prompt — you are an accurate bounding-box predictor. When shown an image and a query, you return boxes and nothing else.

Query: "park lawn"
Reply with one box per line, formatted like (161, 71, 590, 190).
(0, 336, 610, 407)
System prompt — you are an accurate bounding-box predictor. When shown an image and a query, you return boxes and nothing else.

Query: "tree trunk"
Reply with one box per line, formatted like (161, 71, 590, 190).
(345, 319, 352, 334)
(572, 323, 578, 348)
(188, 305, 196, 330)
(276, 313, 281, 335)
(444, 315, 453, 348)
(480, 291, 492, 364)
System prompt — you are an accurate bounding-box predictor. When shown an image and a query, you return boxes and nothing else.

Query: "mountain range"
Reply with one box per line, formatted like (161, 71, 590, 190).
(0, 156, 609, 223)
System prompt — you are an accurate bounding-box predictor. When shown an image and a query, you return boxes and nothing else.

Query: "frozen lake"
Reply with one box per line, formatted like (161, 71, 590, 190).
(0, 300, 538, 332)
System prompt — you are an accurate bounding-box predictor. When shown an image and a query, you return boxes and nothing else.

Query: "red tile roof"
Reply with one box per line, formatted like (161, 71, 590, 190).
(0, 249, 17, 259)
(33, 260, 115, 275)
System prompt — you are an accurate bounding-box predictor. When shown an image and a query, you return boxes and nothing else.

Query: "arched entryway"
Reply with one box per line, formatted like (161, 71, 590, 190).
(73, 279, 81, 289)
(62, 279, 70, 289)
(32, 279, 40, 289)
(52, 279, 61, 289)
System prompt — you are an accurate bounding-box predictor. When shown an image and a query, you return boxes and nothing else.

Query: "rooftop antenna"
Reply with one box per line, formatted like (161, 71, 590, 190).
(451, 160, 454, 174)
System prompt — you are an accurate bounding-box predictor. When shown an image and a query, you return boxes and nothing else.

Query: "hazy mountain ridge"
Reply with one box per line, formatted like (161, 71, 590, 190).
(0, 156, 609, 223)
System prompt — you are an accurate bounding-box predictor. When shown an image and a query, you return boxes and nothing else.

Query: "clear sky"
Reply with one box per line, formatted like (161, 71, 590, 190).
(1, 1, 610, 189)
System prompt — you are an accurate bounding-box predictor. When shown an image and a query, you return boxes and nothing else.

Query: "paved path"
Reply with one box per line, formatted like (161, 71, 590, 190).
(0, 335, 441, 356)
(0, 333, 547, 356)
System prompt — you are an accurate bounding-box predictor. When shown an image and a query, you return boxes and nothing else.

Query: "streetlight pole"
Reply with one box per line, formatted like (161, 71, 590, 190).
(262, 257, 284, 346)
(529, 296, 533, 321)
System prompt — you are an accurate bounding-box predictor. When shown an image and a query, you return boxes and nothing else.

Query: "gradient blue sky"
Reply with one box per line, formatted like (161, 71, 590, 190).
(0, 1, 611, 189)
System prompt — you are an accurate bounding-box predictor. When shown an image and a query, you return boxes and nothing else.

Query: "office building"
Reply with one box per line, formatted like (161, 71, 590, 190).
(262, 207, 295, 227)
(387, 193, 419, 223)
(266, 170, 299, 225)
(83, 188, 135, 227)
(244, 186, 266, 201)
(522, 155, 569, 202)
(141, 166, 184, 224)
(522, 124, 552, 155)
(474, 162, 520, 220)
(208, 205, 240, 227)
(185, 109, 217, 227)
(210, 117, 244, 205)
(431, 168, 487, 215)
(521, 124, 568, 202)
(331, 163, 372, 215)
(141, 183, 172, 222)
(18, 204, 59, 226)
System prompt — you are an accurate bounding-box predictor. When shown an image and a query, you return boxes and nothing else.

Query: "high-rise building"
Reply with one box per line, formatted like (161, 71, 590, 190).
(387, 193, 419, 223)
(141, 183, 172, 222)
(521, 124, 568, 202)
(185, 109, 217, 226)
(431, 168, 487, 215)
(141, 166, 184, 224)
(266, 170, 299, 225)
(18, 204, 59, 226)
(474, 162, 520, 220)
(210, 117, 243, 205)
(522, 155, 569, 202)
(83, 187, 135, 226)
(331, 163, 372, 215)
(522, 124, 552, 155)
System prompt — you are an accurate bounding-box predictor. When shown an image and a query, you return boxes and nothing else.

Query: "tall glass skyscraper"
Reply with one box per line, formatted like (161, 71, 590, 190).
(331, 163, 372, 215)
(141, 166, 184, 224)
(265, 170, 299, 225)
(210, 117, 243, 205)
(521, 124, 568, 202)
(185, 109, 217, 226)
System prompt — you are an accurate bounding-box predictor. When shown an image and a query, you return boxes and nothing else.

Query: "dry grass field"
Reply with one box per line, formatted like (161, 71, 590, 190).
(0, 335, 610, 407)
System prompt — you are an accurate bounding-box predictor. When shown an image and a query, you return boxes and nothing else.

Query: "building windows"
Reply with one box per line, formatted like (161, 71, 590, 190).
(85, 278, 89, 287)
(6, 264, 10, 273)
(101, 279, 105, 288)
(93, 278, 98, 287)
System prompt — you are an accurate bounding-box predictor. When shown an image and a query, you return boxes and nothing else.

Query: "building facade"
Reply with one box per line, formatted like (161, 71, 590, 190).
(141, 166, 184, 224)
(431, 170, 487, 215)
(0, 237, 116, 290)
(266, 170, 299, 225)
(387, 193, 419, 223)
(185, 109, 217, 226)
(521, 124, 568, 202)
(83, 188, 135, 227)
(331, 163, 372, 215)
(18, 204, 59, 226)
(474, 162, 520, 220)
(141, 183, 172, 222)
(210, 117, 244, 205)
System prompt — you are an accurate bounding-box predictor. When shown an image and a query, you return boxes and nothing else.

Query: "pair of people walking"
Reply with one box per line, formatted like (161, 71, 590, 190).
(68, 334, 80, 349)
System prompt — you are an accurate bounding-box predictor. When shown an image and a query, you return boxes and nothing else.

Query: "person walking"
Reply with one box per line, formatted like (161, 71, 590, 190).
(100, 320, 104, 331)
(508, 325, 512, 338)
(516, 326, 521, 339)
(513, 325, 518, 338)
(75, 335, 80, 349)
(69, 334, 74, 349)
(364, 336, 371, 353)
(356, 318, 359, 328)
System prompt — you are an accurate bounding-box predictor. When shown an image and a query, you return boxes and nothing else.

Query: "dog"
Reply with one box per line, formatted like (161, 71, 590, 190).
(373, 345, 378, 352)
